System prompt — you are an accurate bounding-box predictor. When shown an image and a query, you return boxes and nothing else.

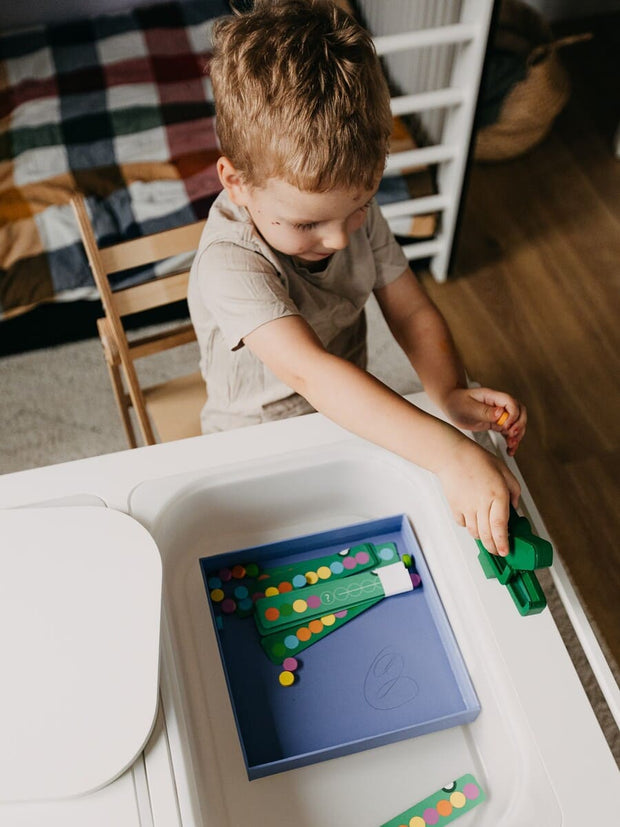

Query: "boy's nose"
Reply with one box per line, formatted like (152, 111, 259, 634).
(322, 224, 349, 251)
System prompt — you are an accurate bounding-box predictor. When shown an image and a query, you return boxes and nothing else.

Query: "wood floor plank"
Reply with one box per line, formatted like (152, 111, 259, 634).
(421, 16, 620, 667)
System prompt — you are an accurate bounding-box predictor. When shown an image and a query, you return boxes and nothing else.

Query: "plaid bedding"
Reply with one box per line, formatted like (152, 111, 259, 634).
(0, 0, 230, 319)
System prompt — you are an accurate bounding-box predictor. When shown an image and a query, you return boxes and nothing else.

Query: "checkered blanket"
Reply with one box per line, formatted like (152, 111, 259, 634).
(0, 0, 229, 319)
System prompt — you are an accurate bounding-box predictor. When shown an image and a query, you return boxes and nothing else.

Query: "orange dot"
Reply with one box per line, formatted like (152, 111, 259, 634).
(497, 410, 509, 426)
(296, 626, 311, 641)
(309, 619, 324, 634)
(436, 799, 452, 817)
(278, 581, 293, 593)
(231, 564, 246, 579)
(264, 607, 280, 622)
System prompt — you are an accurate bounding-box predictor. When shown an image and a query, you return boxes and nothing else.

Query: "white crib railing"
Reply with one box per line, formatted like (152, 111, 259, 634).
(358, 0, 496, 281)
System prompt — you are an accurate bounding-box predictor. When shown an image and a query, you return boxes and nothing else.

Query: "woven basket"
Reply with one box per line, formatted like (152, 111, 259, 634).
(474, 0, 589, 162)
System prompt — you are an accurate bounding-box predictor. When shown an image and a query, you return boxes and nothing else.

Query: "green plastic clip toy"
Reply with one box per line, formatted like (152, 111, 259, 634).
(476, 506, 553, 616)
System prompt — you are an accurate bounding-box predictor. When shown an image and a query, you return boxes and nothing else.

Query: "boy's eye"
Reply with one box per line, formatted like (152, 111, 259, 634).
(293, 222, 318, 231)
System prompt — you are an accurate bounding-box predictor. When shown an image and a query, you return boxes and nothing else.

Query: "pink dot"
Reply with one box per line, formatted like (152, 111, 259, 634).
(342, 557, 356, 569)
(422, 808, 439, 825)
(355, 551, 370, 564)
(307, 594, 322, 608)
(463, 783, 480, 800)
(221, 598, 236, 614)
(335, 610, 348, 618)
(411, 573, 422, 588)
(282, 657, 298, 671)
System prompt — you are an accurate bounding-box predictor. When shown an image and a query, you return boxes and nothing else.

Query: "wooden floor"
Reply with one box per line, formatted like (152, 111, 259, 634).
(421, 16, 620, 668)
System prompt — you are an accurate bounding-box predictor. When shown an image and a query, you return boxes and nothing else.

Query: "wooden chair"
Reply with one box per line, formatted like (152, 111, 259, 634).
(71, 194, 206, 447)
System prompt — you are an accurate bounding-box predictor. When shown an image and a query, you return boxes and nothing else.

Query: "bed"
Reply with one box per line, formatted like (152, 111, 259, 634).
(0, 0, 230, 321)
(0, 0, 444, 332)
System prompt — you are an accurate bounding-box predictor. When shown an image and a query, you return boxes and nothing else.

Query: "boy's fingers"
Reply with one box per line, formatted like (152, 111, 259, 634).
(489, 498, 510, 556)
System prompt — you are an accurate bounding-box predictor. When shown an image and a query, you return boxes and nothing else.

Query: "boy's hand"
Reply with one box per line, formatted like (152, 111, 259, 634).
(436, 438, 521, 557)
(441, 386, 527, 457)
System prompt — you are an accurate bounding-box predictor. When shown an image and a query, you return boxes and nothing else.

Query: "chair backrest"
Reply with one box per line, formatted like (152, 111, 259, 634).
(71, 194, 205, 445)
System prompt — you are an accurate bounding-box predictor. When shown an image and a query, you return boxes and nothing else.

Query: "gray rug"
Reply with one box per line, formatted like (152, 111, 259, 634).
(0, 296, 618, 767)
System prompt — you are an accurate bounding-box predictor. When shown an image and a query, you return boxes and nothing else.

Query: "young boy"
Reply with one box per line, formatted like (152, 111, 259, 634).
(188, 0, 527, 556)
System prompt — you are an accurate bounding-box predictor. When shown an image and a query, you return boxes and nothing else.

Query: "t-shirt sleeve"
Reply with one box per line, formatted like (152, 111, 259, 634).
(366, 199, 409, 289)
(194, 241, 299, 350)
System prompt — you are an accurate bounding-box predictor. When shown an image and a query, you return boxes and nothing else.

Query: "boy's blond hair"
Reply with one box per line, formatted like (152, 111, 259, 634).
(209, 0, 392, 191)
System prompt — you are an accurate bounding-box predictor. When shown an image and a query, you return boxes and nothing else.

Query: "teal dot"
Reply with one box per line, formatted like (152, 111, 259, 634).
(292, 574, 307, 588)
(330, 561, 344, 574)
(284, 635, 300, 650)
(379, 547, 395, 560)
(208, 576, 222, 589)
(234, 585, 249, 599)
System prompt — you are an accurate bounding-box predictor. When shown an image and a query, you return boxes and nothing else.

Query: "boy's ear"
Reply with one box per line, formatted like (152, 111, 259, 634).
(217, 157, 249, 206)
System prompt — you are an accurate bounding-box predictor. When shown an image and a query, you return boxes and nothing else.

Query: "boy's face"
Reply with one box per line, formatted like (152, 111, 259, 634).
(218, 159, 378, 263)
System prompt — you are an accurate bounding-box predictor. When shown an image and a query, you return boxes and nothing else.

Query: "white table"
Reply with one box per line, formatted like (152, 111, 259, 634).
(0, 392, 618, 826)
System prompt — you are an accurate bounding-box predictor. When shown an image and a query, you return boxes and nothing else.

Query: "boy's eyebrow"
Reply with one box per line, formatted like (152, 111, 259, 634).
(283, 198, 374, 225)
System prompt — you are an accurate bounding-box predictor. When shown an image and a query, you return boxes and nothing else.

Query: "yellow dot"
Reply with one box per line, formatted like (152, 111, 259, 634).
(321, 614, 336, 626)
(305, 571, 318, 585)
(293, 599, 308, 613)
(210, 588, 224, 602)
(265, 586, 279, 597)
(409, 817, 426, 827)
(279, 670, 295, 686)
(450, 791, 467, 809)
(497, 410, 509, 426)
(317, 566, 332, 580)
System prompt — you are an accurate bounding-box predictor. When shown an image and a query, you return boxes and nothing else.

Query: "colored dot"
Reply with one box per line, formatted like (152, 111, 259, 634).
(355, 551, 370, 564)
(234, 585, 249, 599)
(305, 571, 318, 585)
(297, 627, 311, 642)
(422, 808, 439, 825)
(252, 591, 264, 602)
(264, 607, 280, 622)
(306, 594, 322, 609)
(278, 581, 293, 593)
(245, 563, 259, 578)
(309, 619, 324, 634)
(231, 564, 246, 579)
(379, 547, 395, 560)
(208, 576, 222, 589)
(271, 642, 287, 658)
(330, 561, 344, 574)
(292, 574, 307, 588)
(293, 599, 308, 613)
(317, 566, 332, 580)
(463, 783, 480, 800)
(221, 598, 237, 614)
(449, 792, 466, 809)
(279, 670, 295, 687)
(219, 568, 232, 582)
(237, 597, 254, 611)
(411, 573, 422, 588)
(280, 603, 294, 616)
(436, 799, 452, 817)
(258, 573, 269, 581)
(216, 616, 223, 630)
(342, 557, 356, 569)
(402, 554, 412, 568)
(284, 635, 300, 650)
(408, 818, 426, 827)
(283, 657, 298, 671)
(335, 610, 348, 618)
(321, 614, 336, 626)
(210, 588, 225, 603)
(265, 586, 279, 597)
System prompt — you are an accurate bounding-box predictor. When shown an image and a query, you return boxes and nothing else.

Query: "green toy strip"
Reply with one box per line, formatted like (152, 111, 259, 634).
(255, 542, 380, 591)
(379, 773, 485, 827)
(259, 597, 383, 663)
(255, 569, 387, 635)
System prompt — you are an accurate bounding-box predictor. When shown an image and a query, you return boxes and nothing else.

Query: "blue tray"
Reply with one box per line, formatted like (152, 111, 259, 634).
(199, 515, 480, 780)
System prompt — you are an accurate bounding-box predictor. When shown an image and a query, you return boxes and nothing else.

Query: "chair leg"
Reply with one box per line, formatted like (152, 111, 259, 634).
(105, 360, 138, 449)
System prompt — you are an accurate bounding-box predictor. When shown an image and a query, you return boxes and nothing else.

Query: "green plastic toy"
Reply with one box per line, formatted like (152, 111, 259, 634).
(476, 506, 553, 616)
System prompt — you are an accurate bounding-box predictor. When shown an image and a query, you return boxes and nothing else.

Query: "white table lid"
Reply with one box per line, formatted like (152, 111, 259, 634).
(0, 506, 162, 802)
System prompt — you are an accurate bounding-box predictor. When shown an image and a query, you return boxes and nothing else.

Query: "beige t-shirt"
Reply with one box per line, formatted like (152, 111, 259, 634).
(188, 189, 408, 432)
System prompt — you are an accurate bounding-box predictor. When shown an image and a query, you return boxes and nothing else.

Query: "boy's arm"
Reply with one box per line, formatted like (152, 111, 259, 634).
(243, 314, 520, 556)
(374, 267, 526, 456)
